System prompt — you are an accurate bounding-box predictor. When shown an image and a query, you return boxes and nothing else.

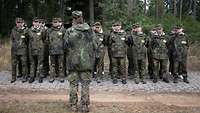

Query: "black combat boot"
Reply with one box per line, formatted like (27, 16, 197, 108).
(122, 79, 127, 84)
(173, 74, 178, 83)
(59, 78, 65, 83)
(134, 78, 140, 84)
(22, 76, 28, 83)
(80, 105, 89, 113)
(141, 79, 147, 84)
(29, 77, 35, 83)
(173, 77, 178, 83)
(49, 78, 55, 83)
(183, 77, 189, 84)
(153, 77, 158, 83)
(163, 78, 169, 83)
(10, 76, 16, 83)
(38, 77, 43, 83)
(112, 78, 118, 84)
(70, 105, 78, 112)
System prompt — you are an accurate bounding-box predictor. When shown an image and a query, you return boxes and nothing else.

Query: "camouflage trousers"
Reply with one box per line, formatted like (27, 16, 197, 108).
(30, 54, 44, 78)
(12, 54, 28, 79)
(152, 58, 168, 79)
(147, 48, 154, 79)
(93, 57, 104, 80)
(43, 44, 49, 77)
(49, 54, 65, 79)
(172, 56, 188, 78)
(107, 48, 113, 78)
(67, 71, 92, 106)
(127, 48, 135, 77)
(135, 59, 146, 80)
(111, 57, 126, 80)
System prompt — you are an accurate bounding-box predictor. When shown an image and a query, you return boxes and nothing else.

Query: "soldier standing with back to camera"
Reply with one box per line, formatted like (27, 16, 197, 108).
(93, 22, 107, 83)
(10, 18, 29, 83)
(28, 17, 46, 83)
(46, 17, 66, 83)
(108, 22, 127, 84)
(64, 11, 96, 112)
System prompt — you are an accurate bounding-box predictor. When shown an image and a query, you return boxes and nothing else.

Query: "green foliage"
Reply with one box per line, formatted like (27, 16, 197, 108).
(100, 0, 200, 41)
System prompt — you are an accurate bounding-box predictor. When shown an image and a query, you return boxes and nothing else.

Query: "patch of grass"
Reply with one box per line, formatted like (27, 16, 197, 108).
(188, 42, 200, 71)
(0, 39, 11, 71)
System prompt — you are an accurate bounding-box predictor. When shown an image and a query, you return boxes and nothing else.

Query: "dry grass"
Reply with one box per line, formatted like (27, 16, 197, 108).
(188, 42, 200, 71)
(0, 39, 11, 71)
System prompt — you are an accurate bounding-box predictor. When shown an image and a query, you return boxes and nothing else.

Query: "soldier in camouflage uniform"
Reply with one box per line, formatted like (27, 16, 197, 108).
(39, 18, 49, 78)
(108, 22, 127, 84)
(108, 33, 113, 79)
(93, 22, 107, 83)
(64, 11, 96, 112)
(168, 25, 189, 83)
(168, 26, 176, 75)
(10, 18, 29, 83)
(46, 17, 66, 83)
(28, 17, 46, 83)
(128, 24, 148, 84)
(150, 25, 170, 83)
(147, 28, 157, 79)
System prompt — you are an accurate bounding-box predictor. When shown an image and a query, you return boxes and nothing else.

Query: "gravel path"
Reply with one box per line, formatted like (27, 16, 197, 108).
(0, 71, 200, 93)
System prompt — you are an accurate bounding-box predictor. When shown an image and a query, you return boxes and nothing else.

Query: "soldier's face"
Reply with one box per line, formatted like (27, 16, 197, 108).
(52, 21, 59, 27)
(112, 25, 122, 32)
(74, 16, 83, 24)
(16, 21, 24, 28)
(157, 29, 163, 35)
(94, 26, 102, 33)
(33, 21, 40, 28)
(136, 27, 142, 32)
(176, 28, 183, 33)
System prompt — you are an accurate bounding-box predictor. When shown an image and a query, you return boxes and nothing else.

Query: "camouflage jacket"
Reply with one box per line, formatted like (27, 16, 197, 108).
(94, 32, 107, 58)
(108, 31, 127, 58)
(46, 26, 66, 55)
(131, 32, 148, 60)
(168, 33, 189, 61)
(10, 26, 29, 55)
(151, 33, 169, 60)
(64, 23, 97, 72)
(28, 27, 45, 55)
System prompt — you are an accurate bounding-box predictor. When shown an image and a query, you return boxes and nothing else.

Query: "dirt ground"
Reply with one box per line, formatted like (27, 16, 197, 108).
(0, 88, 200, 113)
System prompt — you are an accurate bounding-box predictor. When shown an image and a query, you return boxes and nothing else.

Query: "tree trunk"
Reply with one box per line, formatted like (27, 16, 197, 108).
(174, 0, 177, 17)
(144, 0, 147, 15)
(89, 0, 94, 24)
(127, 0, 133, 16)
(179, 0, 183, 21)
(193, 0, 197, 20)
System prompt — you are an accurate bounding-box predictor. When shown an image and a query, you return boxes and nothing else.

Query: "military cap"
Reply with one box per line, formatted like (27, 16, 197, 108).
(39, 18, 45, 23)
(174, 24, 183, 29)
(15, 17, 23, 23)
(72, 10, 83, 18)
(32, 17, 40, 22)
(112, 21, 121, 26)
(155, 24, 163, 30)
(52, 17, 62, 22)
(132, 23, 140, 29)
(93, 22, 101, 26)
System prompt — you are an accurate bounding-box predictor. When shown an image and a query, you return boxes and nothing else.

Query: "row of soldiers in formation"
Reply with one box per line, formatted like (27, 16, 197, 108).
(10, 14, 189, 85)
(10, 10, 189, 112)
